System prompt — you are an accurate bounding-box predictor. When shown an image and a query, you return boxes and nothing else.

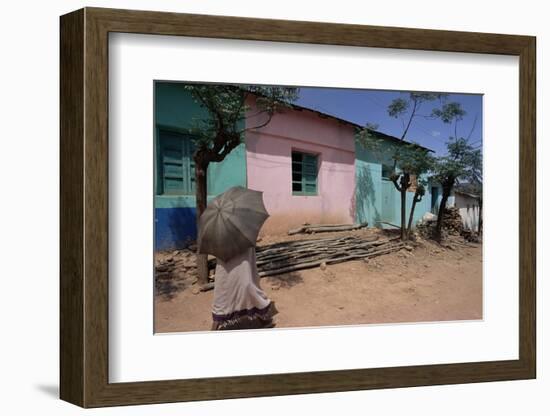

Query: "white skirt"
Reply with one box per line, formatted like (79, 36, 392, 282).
(211, 247, 276, 330)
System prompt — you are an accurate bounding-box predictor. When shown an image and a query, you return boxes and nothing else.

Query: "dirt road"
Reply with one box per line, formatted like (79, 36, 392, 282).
(154, 235, 482, 333)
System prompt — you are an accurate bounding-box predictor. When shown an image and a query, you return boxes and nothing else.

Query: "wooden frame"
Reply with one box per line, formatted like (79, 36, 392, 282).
(60, 7, 536, 408)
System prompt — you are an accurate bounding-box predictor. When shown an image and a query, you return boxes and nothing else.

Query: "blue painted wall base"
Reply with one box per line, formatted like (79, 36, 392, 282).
(155, 207, 198, 251)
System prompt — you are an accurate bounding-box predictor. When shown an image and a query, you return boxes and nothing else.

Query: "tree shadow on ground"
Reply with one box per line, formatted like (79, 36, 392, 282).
(154, 251, 217, 301)
(264, 271, 304, 289)
(155, 276, 188, 301)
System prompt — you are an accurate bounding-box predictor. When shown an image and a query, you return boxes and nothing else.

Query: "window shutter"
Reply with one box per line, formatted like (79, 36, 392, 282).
(291, 151, 318, 195)
(160, 132, 185, 194)
(291, 152, 303, 192)
(158, 130, 196, 195)
(185, 139, 196, 194)
(303, 154, 317, 194)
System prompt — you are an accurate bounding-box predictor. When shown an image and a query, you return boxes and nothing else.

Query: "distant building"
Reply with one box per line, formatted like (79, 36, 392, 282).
(453, 190, 481, 232)
(154, 83, 443, 250)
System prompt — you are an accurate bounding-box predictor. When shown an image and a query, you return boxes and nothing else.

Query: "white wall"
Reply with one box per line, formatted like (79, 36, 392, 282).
(454, 193, 481, 232)
(0, 1, 546, 415)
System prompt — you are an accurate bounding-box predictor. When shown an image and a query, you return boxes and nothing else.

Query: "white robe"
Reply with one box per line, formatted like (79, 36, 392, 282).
(212, 247, 274, 329)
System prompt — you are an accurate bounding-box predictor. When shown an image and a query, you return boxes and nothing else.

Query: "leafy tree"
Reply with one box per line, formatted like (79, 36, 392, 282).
(359, 92, 446, 240)
(429, 101, 478, 241)
(432, 138, 481, 241)
(431, 102, 466, 139)
(184, 84, 298, 283)
(388, 143, 435, 239)
(455, 154, 483, 235)
(390, 92, 448, 141)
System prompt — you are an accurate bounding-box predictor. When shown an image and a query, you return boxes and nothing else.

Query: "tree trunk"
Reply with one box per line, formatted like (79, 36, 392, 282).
(477, 197, 483, 236)
(399, 173, 410, 240)
(406, 194, 420, 239)
(435, 185, 451, 242)
(195, 160, 210, 285)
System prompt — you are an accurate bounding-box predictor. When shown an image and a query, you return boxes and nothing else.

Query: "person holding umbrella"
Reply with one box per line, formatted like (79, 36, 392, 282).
(197, 186, 278, 330)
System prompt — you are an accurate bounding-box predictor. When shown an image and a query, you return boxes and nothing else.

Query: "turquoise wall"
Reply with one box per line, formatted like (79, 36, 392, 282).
(154, 82, 246, 250)
(355, 156, 383, 227)
(355, 137, 436, 229)
(154, 82, 247, 200)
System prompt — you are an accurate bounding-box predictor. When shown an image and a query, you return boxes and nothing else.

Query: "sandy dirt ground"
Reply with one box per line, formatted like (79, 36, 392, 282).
(154, 230, 482, 333)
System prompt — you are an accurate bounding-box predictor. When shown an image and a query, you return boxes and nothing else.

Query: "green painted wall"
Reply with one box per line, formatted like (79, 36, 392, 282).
(154, 82, 247, 209)
(355, 137, 435, 229)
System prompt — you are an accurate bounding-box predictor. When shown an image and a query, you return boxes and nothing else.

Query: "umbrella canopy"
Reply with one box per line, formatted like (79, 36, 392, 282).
(197, 186, 269, 262)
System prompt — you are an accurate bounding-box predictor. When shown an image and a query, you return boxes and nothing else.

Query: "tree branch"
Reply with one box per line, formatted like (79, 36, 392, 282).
(467, 114, 478, 141)
(191, 88, 210, 109)
(209, 139, 240, 162)
(400, 99, 418, 141)
(391, 175, 403, 192)
(229, 94, 247, 126)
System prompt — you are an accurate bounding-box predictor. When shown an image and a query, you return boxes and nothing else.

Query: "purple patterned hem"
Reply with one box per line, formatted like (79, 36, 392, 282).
(212, 303, 274, 322)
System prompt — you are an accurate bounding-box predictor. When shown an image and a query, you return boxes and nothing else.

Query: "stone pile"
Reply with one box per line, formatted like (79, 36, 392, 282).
(416, 207, 482, 242)
(441, 207, 464, 235)
(154, 249, 202, 297)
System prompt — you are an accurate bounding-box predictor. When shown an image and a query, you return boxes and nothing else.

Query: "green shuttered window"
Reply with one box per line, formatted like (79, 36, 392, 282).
(292, 151, 318, 196)
(158, 130, 196, 195)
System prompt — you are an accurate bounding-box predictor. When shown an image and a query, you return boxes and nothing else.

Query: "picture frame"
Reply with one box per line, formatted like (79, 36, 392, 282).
(60, 7, 536, 408)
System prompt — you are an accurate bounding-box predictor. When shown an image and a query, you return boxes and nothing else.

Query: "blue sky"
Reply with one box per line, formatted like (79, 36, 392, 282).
(294, 87, 483, 156)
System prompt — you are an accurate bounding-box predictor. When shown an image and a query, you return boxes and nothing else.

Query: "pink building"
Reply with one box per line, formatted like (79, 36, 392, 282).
(245, 97, 356, 235)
